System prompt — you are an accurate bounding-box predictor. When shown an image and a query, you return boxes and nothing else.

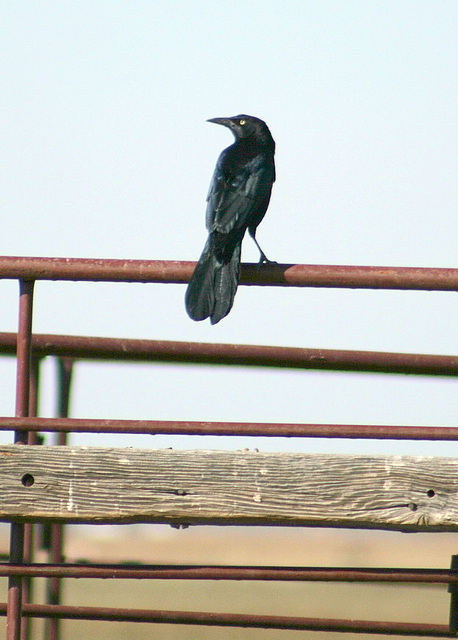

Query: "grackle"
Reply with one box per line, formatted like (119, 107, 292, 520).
(185, 114, 276, 324)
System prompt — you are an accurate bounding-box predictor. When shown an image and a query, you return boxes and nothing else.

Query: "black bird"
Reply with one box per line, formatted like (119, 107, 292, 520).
(185, 114, 276, 324)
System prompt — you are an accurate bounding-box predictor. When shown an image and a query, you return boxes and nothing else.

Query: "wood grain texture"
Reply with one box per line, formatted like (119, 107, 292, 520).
(0, 445, 456, 531)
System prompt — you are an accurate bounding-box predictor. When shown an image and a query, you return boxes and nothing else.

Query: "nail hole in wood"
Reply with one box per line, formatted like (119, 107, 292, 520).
(21, 473, 34, 487)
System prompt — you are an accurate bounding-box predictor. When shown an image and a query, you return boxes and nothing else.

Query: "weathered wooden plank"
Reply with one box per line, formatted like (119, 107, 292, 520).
(0, 445, 457, 531)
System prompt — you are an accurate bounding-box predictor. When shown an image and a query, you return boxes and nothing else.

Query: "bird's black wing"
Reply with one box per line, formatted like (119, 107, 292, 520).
(206, 152, 275, 234)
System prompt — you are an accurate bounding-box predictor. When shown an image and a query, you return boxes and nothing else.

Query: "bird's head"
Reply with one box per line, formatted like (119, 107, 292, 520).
(207, 114, 274, 149)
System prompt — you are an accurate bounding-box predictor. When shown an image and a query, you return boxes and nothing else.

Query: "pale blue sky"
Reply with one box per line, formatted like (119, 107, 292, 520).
(0, 1, 456, 455)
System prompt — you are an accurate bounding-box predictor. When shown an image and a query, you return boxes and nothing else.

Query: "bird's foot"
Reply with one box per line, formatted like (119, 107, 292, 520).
(258, 253, 277, 265)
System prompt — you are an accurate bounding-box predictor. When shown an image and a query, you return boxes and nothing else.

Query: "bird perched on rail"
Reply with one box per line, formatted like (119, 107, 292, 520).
(185, 114, 276, 324)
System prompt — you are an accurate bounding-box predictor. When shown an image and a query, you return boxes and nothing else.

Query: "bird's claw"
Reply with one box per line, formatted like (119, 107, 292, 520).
(258, 254, 277, 265)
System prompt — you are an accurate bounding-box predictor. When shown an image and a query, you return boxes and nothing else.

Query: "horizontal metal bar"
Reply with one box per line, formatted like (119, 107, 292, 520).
(0, 601, 451, 635)
(0, 333, 456, 376)
(0, 256, 457, 290)
(0, 417, 456, 440)
(1, 564, 458, 584)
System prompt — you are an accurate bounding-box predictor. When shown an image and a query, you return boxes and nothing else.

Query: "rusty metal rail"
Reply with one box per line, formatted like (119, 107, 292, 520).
(1, 563, 458, 583)
(0, 332, 456, 375)
(0, 603, 451, 637)
(0, 416, 457, 440)
(0, 256, 457, 289)
(0, 258, 457, 639)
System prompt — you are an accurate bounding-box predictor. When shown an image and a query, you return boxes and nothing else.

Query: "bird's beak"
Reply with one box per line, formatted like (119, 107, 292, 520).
(207, 117, 232, 128)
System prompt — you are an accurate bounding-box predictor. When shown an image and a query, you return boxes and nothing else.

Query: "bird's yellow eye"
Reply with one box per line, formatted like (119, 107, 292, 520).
(239, 119, 246, 125)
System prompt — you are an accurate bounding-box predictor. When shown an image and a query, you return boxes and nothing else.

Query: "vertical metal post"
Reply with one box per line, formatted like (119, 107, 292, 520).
(45, 358, 74, 640)
(56, 358, 73, 426)
(7, 280, 35, 640)
(449, 555, 458, 634)
(22, 357, 41, 640)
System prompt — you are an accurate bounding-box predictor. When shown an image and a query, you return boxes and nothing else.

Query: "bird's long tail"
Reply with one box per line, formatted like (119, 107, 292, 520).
(185, 235, 242, 324)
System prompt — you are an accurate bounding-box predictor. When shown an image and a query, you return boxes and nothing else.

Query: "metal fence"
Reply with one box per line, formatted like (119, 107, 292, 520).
(0, 256, 457, 639)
